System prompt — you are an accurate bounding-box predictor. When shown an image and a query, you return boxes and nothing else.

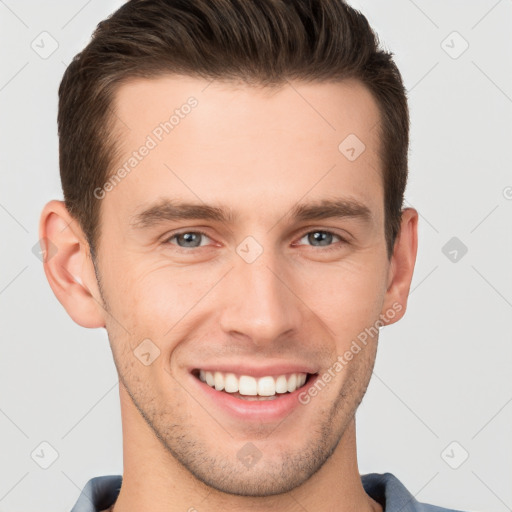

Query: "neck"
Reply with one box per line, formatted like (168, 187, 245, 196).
(112, 384, 382, 512)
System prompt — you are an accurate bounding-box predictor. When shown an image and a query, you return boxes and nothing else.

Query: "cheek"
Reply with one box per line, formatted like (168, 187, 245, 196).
(107, 264, 211, 348)
(103, 244, 388, 347)
(291, 255, 387, 332)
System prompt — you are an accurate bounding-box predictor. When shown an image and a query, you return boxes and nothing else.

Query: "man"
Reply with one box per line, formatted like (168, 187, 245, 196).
(39, 1, 467, 511)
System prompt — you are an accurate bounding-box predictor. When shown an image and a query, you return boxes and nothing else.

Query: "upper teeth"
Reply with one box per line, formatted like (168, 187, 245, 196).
(199, 370, 307, 396)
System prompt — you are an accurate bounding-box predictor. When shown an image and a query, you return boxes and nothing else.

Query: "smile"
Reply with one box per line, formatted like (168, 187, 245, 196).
(193, 369, 311, 400)
(189, 365, 319, 421)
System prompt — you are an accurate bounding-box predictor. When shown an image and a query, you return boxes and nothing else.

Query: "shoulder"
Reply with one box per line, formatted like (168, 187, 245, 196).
(70, 475, 122, 512)
(361, 472, 472, 512)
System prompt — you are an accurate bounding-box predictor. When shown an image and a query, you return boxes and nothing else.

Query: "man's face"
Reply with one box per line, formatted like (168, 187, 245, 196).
(94, 76, 394, 495)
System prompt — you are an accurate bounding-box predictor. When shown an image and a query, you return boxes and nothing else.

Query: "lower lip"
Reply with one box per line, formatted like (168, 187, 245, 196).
(189, 373, 318, 422)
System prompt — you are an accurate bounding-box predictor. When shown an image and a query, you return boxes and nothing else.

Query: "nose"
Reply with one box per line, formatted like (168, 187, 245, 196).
(218, 246, 304, 348)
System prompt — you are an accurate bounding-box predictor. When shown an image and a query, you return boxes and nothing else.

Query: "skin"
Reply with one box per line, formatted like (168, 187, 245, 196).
(40, 76, 418, 512)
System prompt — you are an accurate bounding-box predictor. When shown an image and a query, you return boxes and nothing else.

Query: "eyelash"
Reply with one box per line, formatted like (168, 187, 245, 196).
(163, 229, 348, 252)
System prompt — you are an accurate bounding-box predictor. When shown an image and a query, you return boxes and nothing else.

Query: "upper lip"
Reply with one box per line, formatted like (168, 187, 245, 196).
(190, 362, 319, 378)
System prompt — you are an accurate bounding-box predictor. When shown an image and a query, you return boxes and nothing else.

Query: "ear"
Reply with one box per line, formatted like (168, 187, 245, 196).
(38, 200, 106, 328)
(380, 207, 418, 325)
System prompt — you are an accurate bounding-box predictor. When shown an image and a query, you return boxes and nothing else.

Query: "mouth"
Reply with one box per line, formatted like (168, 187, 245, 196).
(191, 368, 317, 401)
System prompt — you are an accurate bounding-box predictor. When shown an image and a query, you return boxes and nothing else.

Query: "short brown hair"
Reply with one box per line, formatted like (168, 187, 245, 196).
(58, 0, 409, 259)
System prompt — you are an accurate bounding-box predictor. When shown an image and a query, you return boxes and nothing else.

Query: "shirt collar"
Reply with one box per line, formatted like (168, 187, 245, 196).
(70, 472, 427, 512)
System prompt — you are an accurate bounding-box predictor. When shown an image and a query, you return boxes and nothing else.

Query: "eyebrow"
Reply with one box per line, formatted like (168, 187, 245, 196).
(130, 197, 373, 230)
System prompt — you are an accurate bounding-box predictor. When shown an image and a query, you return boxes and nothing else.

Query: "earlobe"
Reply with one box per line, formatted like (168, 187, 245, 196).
(39, 200, 106, 328)
(380, 207, 419, 326)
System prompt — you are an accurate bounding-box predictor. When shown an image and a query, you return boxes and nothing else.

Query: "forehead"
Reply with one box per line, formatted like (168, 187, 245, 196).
(112, 75, 381, 148)
(105, 75, 383, 227)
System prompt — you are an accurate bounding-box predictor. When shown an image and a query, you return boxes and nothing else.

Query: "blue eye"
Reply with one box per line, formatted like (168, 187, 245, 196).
(298, 230, 342, 247)
(164, 229, 347, 252)
(296, 230, 346, 250)
(166, 231, 211, 248)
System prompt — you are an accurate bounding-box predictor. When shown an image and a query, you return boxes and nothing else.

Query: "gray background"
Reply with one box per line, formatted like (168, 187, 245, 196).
(1, 1, 511, 511)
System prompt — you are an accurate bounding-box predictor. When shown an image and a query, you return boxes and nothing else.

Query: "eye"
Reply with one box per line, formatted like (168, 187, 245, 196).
(165, 230, 212, 249)
(295, 230, 347, 250)
(162, 229, 348, 252)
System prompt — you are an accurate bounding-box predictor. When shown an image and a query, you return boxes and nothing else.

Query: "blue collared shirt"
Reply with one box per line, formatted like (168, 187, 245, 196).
(69, 472, 468, 512)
